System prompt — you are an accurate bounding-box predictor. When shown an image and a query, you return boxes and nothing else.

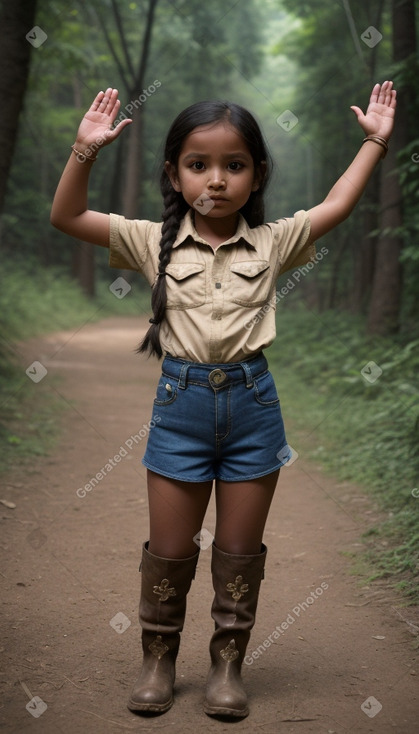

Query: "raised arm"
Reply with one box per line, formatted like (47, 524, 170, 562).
(306, 81, 397, 246)
(50, 88, 132, 248)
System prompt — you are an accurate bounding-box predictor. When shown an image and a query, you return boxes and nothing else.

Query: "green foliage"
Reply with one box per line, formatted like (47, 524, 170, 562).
(268, 301, 419, 602)
(2, 0, 265, 256)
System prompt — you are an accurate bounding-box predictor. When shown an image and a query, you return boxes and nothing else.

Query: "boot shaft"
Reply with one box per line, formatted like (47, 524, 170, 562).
(139, 542, 200, 637)
(209, 543, 267, 661)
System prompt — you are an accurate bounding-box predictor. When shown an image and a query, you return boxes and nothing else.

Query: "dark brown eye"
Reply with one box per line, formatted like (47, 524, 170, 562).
(228, 162, 243, 171)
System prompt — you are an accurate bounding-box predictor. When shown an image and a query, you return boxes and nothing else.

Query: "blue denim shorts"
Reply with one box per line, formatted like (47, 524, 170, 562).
(142, 352, 291, 482)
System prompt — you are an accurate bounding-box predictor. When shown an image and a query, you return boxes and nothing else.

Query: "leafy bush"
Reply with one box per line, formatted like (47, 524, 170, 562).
(268, 303, 419, 602)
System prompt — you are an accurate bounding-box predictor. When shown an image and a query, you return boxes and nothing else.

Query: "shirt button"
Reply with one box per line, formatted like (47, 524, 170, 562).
(215, 282, 222, 289)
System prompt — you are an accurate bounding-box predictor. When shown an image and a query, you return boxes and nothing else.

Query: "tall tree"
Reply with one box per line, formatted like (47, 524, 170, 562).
(367, 0, 416, 334)
(91, 0, 159, 219)
(0, 0, 38, 218)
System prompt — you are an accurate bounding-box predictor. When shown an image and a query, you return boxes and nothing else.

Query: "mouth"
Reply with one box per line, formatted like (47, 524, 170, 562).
(209, 196, 228, 202)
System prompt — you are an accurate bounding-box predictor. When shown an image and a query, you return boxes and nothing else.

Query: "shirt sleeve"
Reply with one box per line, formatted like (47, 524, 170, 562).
(108, 213, 161, 274)
(268, 210, 316, 276)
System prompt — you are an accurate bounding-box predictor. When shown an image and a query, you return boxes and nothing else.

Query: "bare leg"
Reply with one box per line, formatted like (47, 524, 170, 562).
(147, 469, 213, 558)
(214, 470, 280, 554)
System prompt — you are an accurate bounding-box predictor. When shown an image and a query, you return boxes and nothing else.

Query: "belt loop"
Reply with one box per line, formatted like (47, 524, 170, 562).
(240, 361, 254, 388)
(178, 362, 189, 389)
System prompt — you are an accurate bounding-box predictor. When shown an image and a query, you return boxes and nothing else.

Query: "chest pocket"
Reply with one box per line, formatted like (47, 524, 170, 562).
(165, 262, 206, 309)
(230, 260, 272, 307)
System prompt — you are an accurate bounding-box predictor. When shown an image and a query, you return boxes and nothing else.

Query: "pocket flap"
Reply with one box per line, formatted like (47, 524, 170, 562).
(165, 262, 205, 281)
(230, 260, 270, 278)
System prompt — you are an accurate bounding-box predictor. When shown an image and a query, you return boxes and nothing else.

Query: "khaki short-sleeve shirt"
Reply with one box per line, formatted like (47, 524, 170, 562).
(109, 209, 315, 363)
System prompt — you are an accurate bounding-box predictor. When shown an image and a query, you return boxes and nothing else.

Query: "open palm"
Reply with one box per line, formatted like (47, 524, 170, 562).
(75, 88, 132, 148)
(350, 80, 397, 140)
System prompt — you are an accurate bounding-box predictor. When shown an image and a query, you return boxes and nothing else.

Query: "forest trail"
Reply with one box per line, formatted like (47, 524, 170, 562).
(1, 316, 418, 734)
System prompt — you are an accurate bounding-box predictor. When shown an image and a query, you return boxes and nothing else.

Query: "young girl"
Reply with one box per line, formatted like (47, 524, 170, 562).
(51, 81, 396, 719)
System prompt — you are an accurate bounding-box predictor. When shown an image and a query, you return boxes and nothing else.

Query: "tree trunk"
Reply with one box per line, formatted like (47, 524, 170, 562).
(72, 243, 95, 298)
(366, 0, 416, 335)
(350, 177, 378, 314)
(366, 149, 403, 334)
(71, 75, 95, 297)
(0, 0, 38, 216)
(120, 0, 159, 219)
(121, 106, 144, 218)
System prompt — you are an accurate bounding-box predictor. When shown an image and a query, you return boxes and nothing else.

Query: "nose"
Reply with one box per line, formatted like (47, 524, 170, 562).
(207, 168, 226, 190)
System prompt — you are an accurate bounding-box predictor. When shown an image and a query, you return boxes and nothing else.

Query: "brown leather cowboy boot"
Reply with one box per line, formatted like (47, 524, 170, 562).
(128, 542, 199, 713)
(203, 543, 267, 718)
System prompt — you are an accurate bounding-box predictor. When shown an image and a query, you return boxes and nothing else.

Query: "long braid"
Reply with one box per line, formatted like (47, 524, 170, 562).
(138, 177, 188, 358)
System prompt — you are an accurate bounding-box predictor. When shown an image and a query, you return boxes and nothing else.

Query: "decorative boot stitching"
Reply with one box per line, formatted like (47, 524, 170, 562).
(153, 578, 176, 601)
(220, 639, 239, 662)
(148, 635, 169, 659)
(226, 575, 249, 601)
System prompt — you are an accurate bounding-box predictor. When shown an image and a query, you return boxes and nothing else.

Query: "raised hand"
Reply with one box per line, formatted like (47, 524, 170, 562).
(350, 81, 397, 141)
(75, 88, 132, 151)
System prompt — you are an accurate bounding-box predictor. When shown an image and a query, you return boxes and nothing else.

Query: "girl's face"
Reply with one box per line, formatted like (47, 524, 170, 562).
(166, 122, 262, 221)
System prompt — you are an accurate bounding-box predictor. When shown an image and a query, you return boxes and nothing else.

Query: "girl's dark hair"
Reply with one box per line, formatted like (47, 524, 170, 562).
(139, 100, 273, 358)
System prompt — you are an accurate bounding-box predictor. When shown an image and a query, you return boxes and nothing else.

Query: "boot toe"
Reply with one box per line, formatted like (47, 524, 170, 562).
(203, 678, 249, 718)
(128, 685, 173, 713)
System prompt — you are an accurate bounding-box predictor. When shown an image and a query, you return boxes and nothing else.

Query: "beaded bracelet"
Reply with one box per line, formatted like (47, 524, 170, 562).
(362, 135, 388, 159)
(71, 144, 98, 163)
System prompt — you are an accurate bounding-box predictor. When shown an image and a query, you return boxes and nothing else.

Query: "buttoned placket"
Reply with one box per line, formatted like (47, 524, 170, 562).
(209, 245, 230, 362)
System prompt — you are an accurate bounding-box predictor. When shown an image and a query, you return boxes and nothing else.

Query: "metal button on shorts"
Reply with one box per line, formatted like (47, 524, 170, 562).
(209, 369, 227, 386)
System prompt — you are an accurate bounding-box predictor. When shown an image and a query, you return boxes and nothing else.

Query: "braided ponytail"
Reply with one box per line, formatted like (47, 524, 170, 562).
(138, 175, 188, 358)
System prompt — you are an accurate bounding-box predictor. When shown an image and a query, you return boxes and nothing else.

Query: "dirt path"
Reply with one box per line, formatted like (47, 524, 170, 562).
(1, 316, 418, 734)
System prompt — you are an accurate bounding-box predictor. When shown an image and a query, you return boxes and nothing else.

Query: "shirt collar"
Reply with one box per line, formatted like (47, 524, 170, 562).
(173, 209, 258, 250)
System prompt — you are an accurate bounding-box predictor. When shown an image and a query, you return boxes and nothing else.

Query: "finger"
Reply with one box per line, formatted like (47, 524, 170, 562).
(105, 88, 120, 115)
(369, 82, 381, 104)
(377, 80, 389, 105)
(350, 105, 364, 121)
(106, 118, 133, 142)
(90, 90, 105, 111)
(108, 97, 122, 124)
(97, 87, 113, 113)
(390, 88, 397, 109)
(384, 81, 395, 106)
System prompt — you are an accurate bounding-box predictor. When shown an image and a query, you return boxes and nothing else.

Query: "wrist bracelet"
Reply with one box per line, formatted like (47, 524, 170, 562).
(71, 144, 98, 163)
(361, 135, 388, 159)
